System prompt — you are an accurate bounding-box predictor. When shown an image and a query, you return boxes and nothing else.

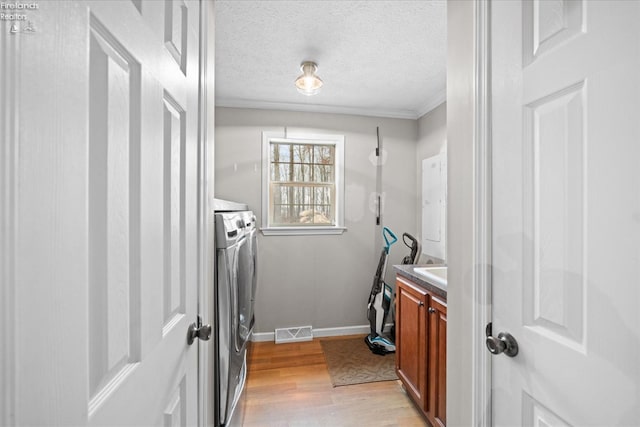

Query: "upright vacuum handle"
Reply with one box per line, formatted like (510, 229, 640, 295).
(382, 227, 398, 254)
(401, 232, 420, 264)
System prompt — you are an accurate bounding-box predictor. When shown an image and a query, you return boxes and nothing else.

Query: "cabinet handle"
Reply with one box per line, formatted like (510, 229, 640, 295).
(419, 301, 425, 307)
(428, 307, 436, 314)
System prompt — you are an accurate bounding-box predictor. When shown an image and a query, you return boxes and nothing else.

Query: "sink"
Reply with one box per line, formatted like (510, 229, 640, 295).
(413, 266, 447, 287)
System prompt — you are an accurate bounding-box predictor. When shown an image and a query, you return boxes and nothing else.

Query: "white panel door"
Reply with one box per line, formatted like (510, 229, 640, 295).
(421, 153, 446, 261)
(422, 155, 442, 243)
(491, 1, 640, 425)
(1, 0, 203, 425)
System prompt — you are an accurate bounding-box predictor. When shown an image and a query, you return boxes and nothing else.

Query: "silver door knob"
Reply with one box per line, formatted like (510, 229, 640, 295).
(485, 323, 518, 357)
(187, 319, 212, 345)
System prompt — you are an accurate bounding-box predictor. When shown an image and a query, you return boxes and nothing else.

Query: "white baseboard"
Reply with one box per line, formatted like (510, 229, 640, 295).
(314, 324, 371, 338)
(251, 323, 394, 343)
(251, 331, 276, 342)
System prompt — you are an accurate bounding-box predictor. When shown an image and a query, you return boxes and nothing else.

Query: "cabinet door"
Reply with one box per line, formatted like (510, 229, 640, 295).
(395, 277, 428, 411)
(427, 295, 447, 427)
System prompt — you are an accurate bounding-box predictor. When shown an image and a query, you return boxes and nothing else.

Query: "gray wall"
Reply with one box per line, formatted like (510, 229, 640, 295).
(417, 102, 447, 162)
(416, 102, 447, 263)
(447, 0, 476, 425)
(215, 107, 417, 334)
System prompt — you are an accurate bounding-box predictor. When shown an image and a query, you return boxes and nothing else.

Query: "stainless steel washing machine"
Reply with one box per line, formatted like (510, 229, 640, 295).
(214, 209, 257, 426)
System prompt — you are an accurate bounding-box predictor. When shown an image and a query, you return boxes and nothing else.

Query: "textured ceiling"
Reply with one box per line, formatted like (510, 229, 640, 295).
(214, 0, 447, 119)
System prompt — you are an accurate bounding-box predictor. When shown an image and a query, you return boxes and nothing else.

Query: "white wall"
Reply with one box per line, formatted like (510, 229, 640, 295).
(215, 107, 417, 334)
(416, 102, 447, 263)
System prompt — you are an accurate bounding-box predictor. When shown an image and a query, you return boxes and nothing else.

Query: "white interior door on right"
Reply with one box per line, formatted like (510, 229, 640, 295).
(491, 1, 640, 425)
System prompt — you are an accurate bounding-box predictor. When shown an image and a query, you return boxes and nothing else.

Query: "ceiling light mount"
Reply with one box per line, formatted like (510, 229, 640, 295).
(295, 61, 323, 96)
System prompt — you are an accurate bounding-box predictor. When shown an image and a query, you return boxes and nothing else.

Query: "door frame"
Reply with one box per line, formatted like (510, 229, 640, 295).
(446, 0, 491, 426)
(472, 1, 491, 426)
(198, 0, 216, 426)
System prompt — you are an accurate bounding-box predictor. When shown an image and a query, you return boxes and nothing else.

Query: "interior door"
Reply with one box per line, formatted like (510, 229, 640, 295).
(3, 0, 203, 424)
(491, 1, 640, 425)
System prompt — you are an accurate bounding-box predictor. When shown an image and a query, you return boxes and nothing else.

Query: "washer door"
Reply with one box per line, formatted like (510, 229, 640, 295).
(234, 231, 255, 352)
(216, 242, 239, 427)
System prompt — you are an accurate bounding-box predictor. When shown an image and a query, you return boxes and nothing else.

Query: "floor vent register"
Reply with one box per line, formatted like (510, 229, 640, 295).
(274, 326, 313, 344)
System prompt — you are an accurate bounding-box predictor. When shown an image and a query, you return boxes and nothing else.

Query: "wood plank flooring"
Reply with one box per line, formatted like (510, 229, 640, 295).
(243, 335, 427, 426)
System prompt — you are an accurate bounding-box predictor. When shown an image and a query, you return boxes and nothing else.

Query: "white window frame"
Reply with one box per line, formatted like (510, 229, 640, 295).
(261, 130, 346, 236)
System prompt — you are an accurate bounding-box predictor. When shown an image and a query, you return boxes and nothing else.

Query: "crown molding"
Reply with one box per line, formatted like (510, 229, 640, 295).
(215, 98, 421, 120)
(415, 89, 447, 119)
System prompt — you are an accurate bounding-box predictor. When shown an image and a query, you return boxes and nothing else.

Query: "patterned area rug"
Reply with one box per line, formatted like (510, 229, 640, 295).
(320, 336, 398, 387)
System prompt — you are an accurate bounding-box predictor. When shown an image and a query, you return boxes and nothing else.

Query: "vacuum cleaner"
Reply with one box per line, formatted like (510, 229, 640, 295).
(401, 232, 421, 266)
(389, 232, 421, 341)
(365, 228, 421, 355)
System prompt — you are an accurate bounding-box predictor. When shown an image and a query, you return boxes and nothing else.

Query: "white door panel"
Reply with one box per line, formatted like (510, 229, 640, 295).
(491, 0, 640, 425)
(3, 1, 202, 424)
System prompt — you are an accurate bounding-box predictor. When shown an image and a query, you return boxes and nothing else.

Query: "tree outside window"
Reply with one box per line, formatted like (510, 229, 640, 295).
(261, 132, 345, 235)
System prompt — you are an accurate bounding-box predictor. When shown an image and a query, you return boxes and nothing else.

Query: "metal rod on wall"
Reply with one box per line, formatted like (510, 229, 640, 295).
(375, 126, 382, 226)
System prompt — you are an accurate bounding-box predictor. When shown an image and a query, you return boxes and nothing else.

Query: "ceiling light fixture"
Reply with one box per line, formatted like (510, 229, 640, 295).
(295, 61, 323, 96)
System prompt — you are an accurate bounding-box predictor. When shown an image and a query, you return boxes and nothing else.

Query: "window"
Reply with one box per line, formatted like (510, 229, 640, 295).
(261, 131, 345, 235)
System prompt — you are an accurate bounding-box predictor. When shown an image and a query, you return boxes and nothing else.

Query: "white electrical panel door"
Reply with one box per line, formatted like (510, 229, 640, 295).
(422, 154, 446, 260)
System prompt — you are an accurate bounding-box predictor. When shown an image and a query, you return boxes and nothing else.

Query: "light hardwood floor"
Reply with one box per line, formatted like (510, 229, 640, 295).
(242, 336, 427, 426)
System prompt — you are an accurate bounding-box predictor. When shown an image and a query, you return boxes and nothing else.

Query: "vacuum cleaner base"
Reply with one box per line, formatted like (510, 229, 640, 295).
(365, 334, 396, 355)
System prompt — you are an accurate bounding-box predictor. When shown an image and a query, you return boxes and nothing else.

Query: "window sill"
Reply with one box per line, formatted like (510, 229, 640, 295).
(260, 226, 347, 236)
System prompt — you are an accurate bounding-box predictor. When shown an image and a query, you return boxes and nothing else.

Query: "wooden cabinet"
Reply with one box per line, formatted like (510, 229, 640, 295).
(426, 295, 447, 427)
(395, 275, 447, 427)
(396, 277, 428, 409)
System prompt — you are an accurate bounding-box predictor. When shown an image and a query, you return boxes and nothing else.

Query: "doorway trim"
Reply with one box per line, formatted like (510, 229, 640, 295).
(446, 0, 491, 423)
(471, 0, 492, 426)
(197, 0, 216, 426)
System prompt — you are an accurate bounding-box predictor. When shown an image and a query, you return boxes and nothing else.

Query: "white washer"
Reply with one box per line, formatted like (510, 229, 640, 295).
(214, 209, 257, 426)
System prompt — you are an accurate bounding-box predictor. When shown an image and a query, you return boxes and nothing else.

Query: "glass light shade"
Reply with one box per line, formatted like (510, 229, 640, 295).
(295, 61, 323, 96)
